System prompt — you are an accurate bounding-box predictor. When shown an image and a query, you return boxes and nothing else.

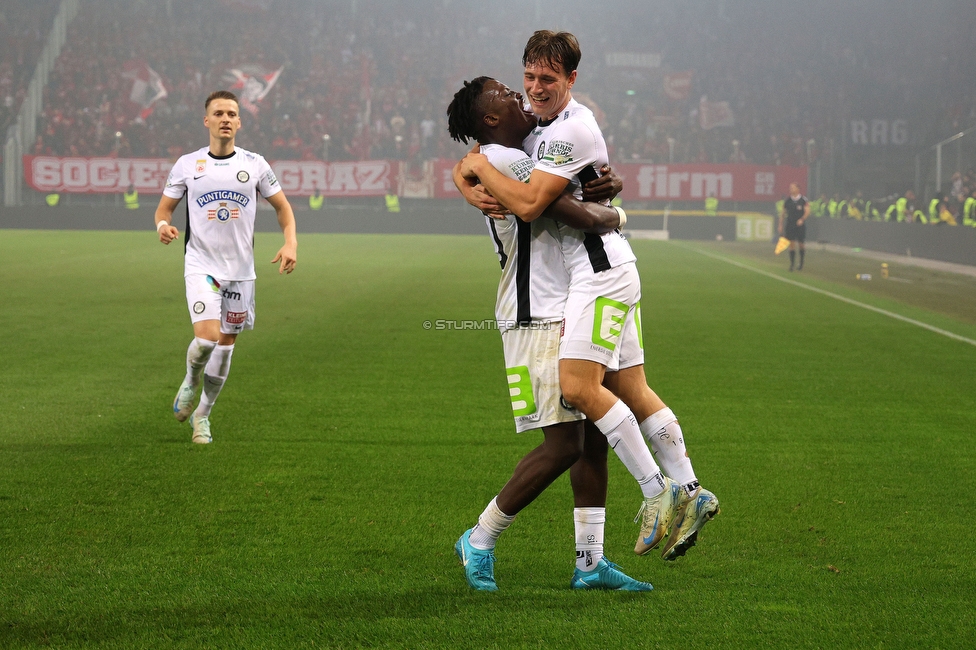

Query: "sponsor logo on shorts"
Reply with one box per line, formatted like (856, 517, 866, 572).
(221, 288, 242, 301)
(206, 276, 221, 292)
(507, 365, 537, 417)
(193, 301, 206, 314)
(591, 296, 629, 351)
(226, 311, 247, 324)
(237, 170, 249, 183)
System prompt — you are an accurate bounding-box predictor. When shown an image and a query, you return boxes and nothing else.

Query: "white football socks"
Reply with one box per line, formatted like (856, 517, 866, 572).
(195, 343, 234, 417)
(594, 399, 666, 498)
(469, 497, 516, 550)
(641, 407, 699, 496)
(575, 507, 605, 571)
(185, 337, 217, 386)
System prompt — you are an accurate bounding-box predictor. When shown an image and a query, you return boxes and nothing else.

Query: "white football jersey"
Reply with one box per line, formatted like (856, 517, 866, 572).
(163, 146, 281, 280)
(481, 143, 569, 332)
(522, 99, 636, 278)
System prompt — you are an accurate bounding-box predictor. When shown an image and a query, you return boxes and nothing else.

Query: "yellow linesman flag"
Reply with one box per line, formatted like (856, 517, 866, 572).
(774, 237, 790, 255)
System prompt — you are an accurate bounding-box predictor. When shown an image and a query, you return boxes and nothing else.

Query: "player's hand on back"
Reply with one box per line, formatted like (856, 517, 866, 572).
(582, 165, 622, 203)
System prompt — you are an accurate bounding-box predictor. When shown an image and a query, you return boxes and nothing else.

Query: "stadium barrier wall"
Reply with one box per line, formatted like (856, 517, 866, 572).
(0, 202, 490, 236)
(0, 204, 769, 241)
(5, 205, 973, 267)
(806, 218, 976, 267)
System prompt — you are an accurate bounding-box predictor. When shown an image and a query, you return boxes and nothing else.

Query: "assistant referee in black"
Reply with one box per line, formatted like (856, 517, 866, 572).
(779, 182, 810, 271)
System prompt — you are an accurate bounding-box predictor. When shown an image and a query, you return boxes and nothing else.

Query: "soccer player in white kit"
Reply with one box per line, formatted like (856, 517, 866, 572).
(154, 90, 297, 444)
(448, 77, 652, 591)
(457, 31, 719, 562)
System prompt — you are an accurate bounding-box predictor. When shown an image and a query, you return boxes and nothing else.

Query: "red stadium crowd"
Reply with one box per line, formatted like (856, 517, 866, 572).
(7, 0, 975, 183)
(0, 1, 58, 138)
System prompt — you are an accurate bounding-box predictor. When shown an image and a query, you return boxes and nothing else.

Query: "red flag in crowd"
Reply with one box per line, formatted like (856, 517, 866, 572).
(122, 60, 167, 122)
(663, 71, 694, 101)
(698, 95, 735, 130)
(224, 65, 283, 115)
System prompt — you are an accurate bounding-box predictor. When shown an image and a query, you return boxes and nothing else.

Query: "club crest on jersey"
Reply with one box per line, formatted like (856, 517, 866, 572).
(195, 160, 207, 174)
(237, 170, 249, 183)
(196, 190, 249, 208)
(208, 201, 240, 222)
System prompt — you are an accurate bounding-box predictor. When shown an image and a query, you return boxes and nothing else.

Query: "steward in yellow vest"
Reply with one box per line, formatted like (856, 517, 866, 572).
(704, 195, 718, 216)
(964, 192, 976, 227)
(309, 189, 324, 211)
(928, 197, 940, 224)
(123, 185, 139, 209)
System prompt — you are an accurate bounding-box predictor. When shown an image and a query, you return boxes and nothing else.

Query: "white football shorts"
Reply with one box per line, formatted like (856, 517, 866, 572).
(560, 262, 645, 372)
(502, 322, 584, 433)
(185, 274, 255, 334)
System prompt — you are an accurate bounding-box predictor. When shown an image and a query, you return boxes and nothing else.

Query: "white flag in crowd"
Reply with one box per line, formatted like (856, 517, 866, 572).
(224, 65, 283, 115)
(122, 60, 167, 122)
(698, 95, 735, 130)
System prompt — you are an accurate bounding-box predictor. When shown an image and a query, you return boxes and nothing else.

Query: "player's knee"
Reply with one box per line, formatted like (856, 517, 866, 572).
(542, 424, 585, 467)
(549, 439, 583, 469)
(559, 380, 593, 413)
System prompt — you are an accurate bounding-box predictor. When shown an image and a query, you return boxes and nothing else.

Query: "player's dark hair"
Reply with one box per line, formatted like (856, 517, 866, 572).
(205, 90, 239, 111)
(522, 30, 581, 75)
(446, 76, 491, 145)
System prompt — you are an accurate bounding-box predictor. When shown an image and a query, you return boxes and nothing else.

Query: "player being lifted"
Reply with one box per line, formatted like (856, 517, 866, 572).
(154, 90, 298, 444)
(456, 31, 719, 563)
(448, 76, 654, 591)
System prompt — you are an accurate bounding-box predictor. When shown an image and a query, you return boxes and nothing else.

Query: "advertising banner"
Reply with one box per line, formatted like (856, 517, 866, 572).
(26, 157, 806, 202)
(434, 160, 806, 202)
(24, 156, 396, 197)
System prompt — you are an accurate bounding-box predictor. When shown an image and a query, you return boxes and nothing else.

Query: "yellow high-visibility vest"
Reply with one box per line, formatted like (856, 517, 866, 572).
(309, 194, 324, 210)
(704, 196, 718, 216)
(45, 193, 60, 207)
(123, 190, 139, 210)
(385, 194, 400, 213)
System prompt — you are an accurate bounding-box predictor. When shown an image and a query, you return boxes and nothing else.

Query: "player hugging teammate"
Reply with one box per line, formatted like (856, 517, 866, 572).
(449, 30, 719, 592)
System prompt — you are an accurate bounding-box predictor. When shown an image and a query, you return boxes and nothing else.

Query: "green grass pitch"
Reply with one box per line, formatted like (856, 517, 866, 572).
(1, 229, 974, 649)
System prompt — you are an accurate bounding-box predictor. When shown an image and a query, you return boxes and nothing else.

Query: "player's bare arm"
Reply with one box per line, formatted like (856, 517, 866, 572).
(155, 195, 182, 244)
(543, 194, 621, 233)
(459, 152, 569, 222)
(581, 165, 623, 203)
(267, 191, 298, 274)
